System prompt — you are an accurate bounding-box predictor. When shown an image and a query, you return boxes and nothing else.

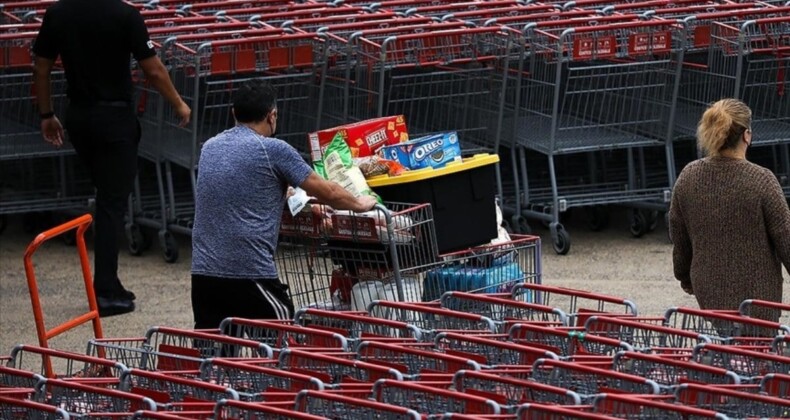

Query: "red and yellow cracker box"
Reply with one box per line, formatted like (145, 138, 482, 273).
(308, 116, 409, 164)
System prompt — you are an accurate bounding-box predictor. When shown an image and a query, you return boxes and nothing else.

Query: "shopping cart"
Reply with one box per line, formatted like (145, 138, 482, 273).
(279, 202, 437, 312)
(119, 368, 239, 411)
(675, 383, 790, 419)
(663, 306, 790, 345)
(530, 358, 661, 402)
(86, 327, 274, 373)
(6, 345, 127, 382)
(278, 348, 404, 387)
(612, 351, 741, 391)
(516, 403, 619, 420)
(435, 332, 560, 370)
(512, 284, 641, 327)
(294, 389, 422, 419)
(0, 31, 93, 224)
(35, 377, 157, 416)
(373, 378, 503, 415)
(0, 365, 45, 393)
(199, 358, 325, 401)
(214, 398, 329, 420)
(691, 342, 790, 383)
(344, 25, 516, 155)
(510, 19, 686, 253)
(365, 300, 498, 337)
(508, 323, 634, 360)
(583, 316, 712, 355)
(677, 11, 790, 195)
(592, 393, 730, 419)
(0, 396, 71, 420)
(218, 318, 351, 351)
(453, 369, 582, 409)
(293, 308, 424, 345)
(134, 410, 211, 420)
(439, 292, 568, 329)
(356, 341, 482, 379)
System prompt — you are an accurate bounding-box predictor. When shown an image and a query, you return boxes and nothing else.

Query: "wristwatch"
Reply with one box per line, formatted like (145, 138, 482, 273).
(40, 111, 55, 119)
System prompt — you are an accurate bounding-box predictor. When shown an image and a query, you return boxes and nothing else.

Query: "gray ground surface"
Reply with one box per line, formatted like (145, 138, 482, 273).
(1, 208, 788, 356)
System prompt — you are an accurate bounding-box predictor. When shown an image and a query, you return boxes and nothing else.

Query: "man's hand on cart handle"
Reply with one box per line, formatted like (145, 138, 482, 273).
(355, 195, 378, 213)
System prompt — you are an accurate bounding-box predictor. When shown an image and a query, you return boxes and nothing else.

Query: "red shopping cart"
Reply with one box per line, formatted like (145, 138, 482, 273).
(530, 359, 661, 402)
(593, 393, 729, 419)
(200, 358, 324, 401)
(612, 351, 741, 391)
(453, 369, 583, 409)
(373, 379, 503, 415)
(509, 323, 634, 360)
(214, 398, 329, 420)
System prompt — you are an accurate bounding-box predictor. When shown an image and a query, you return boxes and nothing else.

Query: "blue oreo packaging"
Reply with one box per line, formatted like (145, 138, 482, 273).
(380, 132, 462, 170)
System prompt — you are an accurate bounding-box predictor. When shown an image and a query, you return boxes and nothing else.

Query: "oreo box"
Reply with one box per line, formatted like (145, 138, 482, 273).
(381, 132, 462, 170)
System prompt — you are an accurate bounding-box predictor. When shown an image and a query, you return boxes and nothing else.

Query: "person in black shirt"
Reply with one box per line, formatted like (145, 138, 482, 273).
(33, 0, 191, 317)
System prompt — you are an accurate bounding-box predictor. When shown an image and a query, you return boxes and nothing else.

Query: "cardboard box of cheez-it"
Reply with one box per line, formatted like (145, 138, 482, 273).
(308, 116, 408, 163)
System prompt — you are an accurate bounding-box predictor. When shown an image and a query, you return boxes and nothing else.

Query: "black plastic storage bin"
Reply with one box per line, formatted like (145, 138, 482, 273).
(368, 154, 500, 254)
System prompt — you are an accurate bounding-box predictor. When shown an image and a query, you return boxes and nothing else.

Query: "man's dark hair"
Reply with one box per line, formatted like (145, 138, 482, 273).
(232, 79, 277, 123)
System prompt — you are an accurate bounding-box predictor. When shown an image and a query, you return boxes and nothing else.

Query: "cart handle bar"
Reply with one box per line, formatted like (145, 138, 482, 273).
(23, 214, 103, 378)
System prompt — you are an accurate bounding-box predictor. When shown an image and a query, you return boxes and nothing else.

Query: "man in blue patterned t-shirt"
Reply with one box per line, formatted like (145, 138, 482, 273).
(191, 79, 376, 328)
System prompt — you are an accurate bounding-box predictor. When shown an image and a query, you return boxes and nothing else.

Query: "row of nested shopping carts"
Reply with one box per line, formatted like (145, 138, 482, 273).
(6, 212, 788, 418)
(1, 0, 789, 257)
(2, 281, 789, 418)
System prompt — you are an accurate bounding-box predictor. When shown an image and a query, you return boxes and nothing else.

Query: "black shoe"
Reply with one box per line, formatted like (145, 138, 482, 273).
(120, 289, 136, 301)
(97, 296, 135, 317)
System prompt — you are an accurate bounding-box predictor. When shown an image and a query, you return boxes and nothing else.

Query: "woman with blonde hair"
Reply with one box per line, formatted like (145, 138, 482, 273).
(669, 98, 790, 322)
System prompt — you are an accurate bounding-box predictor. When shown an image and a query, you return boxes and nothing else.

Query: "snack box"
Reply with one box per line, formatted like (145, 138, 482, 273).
(308, 116, 408, 163)
(380, 132, 462, 170)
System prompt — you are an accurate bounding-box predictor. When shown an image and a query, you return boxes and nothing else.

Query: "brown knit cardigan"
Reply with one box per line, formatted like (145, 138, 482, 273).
(669, 157, 790, 322)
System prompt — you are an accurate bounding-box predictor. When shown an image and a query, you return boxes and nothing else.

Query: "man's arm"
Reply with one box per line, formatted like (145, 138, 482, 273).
(138, 56, 190, 127)
(300, 172, 377, 213)
(33, 56, 64, 147)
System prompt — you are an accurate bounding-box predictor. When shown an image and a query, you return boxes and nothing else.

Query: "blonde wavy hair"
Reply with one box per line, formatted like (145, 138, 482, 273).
(697, 99, 752, 157)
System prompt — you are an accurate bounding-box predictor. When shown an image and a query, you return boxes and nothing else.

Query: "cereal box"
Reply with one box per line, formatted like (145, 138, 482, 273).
(308, 116, 408, 164)
(380, 132, 462, 170)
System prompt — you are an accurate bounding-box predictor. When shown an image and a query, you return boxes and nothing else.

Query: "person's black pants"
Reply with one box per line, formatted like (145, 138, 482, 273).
(65, 102, 139, 297)
(192, 274, 295, 330)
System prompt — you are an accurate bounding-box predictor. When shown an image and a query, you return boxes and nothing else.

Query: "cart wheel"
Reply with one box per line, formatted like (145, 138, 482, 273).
(162, 232, 179, 264)
(511, 215, 531, 235)
(585, 206, 609, 232)
(629, 210, 648, 238)
(127, 224, 151, 256)
(552, 226, 571, 255)
(0, 215, 6, 234)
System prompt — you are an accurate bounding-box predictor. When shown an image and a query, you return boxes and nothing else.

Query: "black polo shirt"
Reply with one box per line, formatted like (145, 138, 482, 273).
(33, 0, 157, 105)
